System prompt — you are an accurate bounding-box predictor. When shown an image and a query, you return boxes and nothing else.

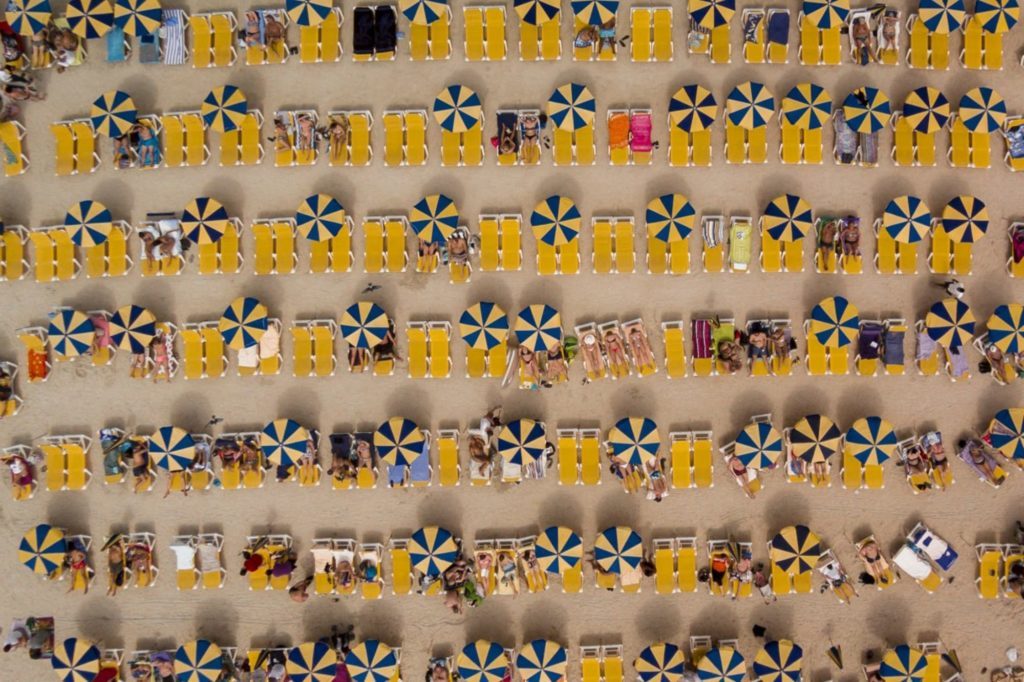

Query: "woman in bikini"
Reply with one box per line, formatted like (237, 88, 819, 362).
(604, 330, 630, 377)
(858, 540, 888, 584)
(328, 114, 350, 162)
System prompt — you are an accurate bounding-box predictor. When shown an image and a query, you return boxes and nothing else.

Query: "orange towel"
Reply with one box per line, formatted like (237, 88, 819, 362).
(608, 113, 629, 149)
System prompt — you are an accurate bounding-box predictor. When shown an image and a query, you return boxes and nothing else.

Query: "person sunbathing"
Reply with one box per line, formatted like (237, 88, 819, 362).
(240, 439, 261, 474)
(468, 435, 490, 478)
(851, 15, 876, 65)
(730, 555, 752, 598)
(328, 114, 350, 161)
(710, 552, 731, 591)
(962, 438, 998, 483)
(544, 346, 568, 385)
(747, 327, 769, 360)
(264, 13, 285, 50)
(518, 347, 541, 388)
(920, 431, 949, 489)
(2, 453, 34, 497)
(810, 460, 828, 486)
(126, 542, 153, 582)
(499, 123, 517, 155)
(839, 217, 861, 256)
(149, 329, 172, 383)
(497, 550, 519, 596)
(335, 559, 356, 589)
(448, 233, 469, 264)
(520, 550, 545, 587)
(985, 344, 1015, 384)
(131, 442, 153, 493)
(728, 457, 755, 498)
(598, 20, 616, 52)
(348, 346, 369, 372)
(604, 330, 630, 377)
(857, 541, 888, 585)
(520, 113, 540, 163)
(646, 458, 668, 501)
(271, 117, 291, 152)
(135, 122, 161, 167)
(579, 330, 605, 380)
(817, 219, 838, 267)
(66, 545, 90, 594)
(717, 339, 744, 373)
(113, 134, 133, 169)
(1007, 560, 1024, 598)
(244, 11, 262, 46)
(296, 114, 316, 151)
(625, 325, 655, 370)
(819, 559, 857, 603)
(54, 30, 80, 73)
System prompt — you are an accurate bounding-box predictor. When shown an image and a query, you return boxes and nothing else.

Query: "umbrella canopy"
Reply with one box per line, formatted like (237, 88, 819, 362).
(845, 417, 897, 466)
(516, 640, 568, 682)
(340, 302, 390, 349)
(735, 421, 783, 469)
(975, 0, 1019, 33)
(752, 640, 803, 682)
(19, 524, 66, 575)
(286, 0, 332, 26)
(5, 0, 51, 35)
(925, 298, 975, 349)
(688, 0, 735, 29)
(113, 0, 160, 35)
(400, 0, 448, 24)
(458, 641, 508, 682)
(989, 408, 1024, 461)
(90, 89, 137, 137)
(109, 304, 157, 353)
(881, 195, 931, 244)
(48, 308, 95, 357)
(149, 425, 196, 472)
(287, 642, 338, 682)
(497, 418, 547, 465)
(52, 637, 101, 682)
(67, 0, 114, 38)
(802, 0, 849, 27)
(201, 85, 248, 133)
(769, 525, 822, 574)
(218, 296, 269, 350)
(181, 196, 230, 245)
(459, 302, 509, 351)
(514, 304, 562, 351)
(902, 86, 950, 134)
(790, 415, 842, 463)
(958, 87, 1007, 134)
(635, 643, 686, 682)
(531, 195, 581, 247)
(726, 81, 776, 130)
(918, 0, 966, 33)
(374, 417, 425, 467)
(346, 641, 398, 682)
(174, 640, 222, 682)
(940, 195, 988, 243)
(762, 194, 813, 242)
(842, 87, 891, 134)
(261, 418, 310, 468)
(411, 193, 460, 243)
(535, 526, 583, 574)
(296, 193, 346, 242)
(808, 296, 860, 348)
(433, 85, 483, 133)
(781, 82, 832, 130)
(879, 646, 927, 682)
(594, 526, 644, 574)
(607, 417, 661, 468)
(646, 193, 695, 243)
(409, 525, 459, 576)
(669, 85, 718, 133)
(697, 647, 747, 682)
(547, 83, 596, 132)
(66, 199, 113, 247)
(572, 0, 618, 24)
(987, 304, 1024, 353)
(514, 0, 559, 24)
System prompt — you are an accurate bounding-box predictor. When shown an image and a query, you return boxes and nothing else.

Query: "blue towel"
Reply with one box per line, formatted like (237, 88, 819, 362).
(409, 448, 430, 483)
(106, 26, 127, 62)
(387, 464, 406, 486)
(767, 12, 789, 44)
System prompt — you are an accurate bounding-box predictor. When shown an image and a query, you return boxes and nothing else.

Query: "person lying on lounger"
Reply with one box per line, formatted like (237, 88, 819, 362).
(717, 337, 745, 374)
(518, 346, 541, 388)
(348, 346, 369, 371)
(271, 116, 291, 152)
(543, 346, 568, 385)
(857, 540, 888, 584)
(645, 457, 668, 501)
(747, 325, 770, 360)
(625, 323, 656, 370)
(604, 329, 630, 377)
(2, 452, 34, 497)
(903, 443, 931, 490)
(920, 431, 949, 489)
(131, 441, 153, 493)
(113, 133, 133, 169)
(839, 217, 861, 257)
(239, 438, 261, 474)
(134, 122, 161, 168)
(65, 542, 90, 594)
(497, 550, 519, 596)
(468, 434, 491, 478)
(327, 114, 350, 161)
(728, 457, 756, 498)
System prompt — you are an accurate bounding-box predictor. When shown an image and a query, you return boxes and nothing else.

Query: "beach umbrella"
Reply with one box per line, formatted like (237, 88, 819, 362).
(845, 417, 897, 466)
(374, 417, 425, 467)
(989, 408, 1024, 461)
(726, 81, 775, 130)
(547, 83, 596, 132)
(90, 89, 137, 138)
(688, 0, 735, 29)
(432, 85, 483, 134)
(459, 302, 509, 351)
(974, 0, 1019, 33)
(697, 647, 747, 682)
(790, 415, 842, 463)
(458, 641, 508, 682)
(218, 296, 268, 350)
(902, 86, 950, 134)
(781, 82, 832, 131)
(287, 642, 338, 682)
(52, 637, 101, 682)
(286, 0, 332, 26)
(261, 419, 309, 468)
(802, 0, 849, 27)
(67, 0, 114, 39)
(594, 526, 643, 574)
(881, 195, 931, 244)
(842, 87, 891, 134)
(516, 640, 568, 682)
(753, 640, 803, 682)
(5, 0, 51, 35)
(109, 304, 156, 353)
(514, 304, 562, 351)
(48, 308, 95, 358)
(646, 193, 695, 243)
(340, 301, 390, 349)
(735, 421, 783, 469)
(572, 0, 618, 24)
(497, 418, 546, 466)
(19, 524, 66, 575)
(607, 417, 661, 468)
(296, 193, 346, 242)
(399, 0, 448, 24)
(918, 0, 966, 33)
(174, 640, 223, 682)
(149, 425, 196, 472)
(762, 194, 813, 242)
(409, 526, 459, 576)
(769, 525, 822, 574)
(201, 85, 248, 133)
(635, 643, 686, 682)
(65, 200, 113, 247)
(879, 646, 927, 682)
(113, 0, 161, 35)
(669, 85, 718, 133)
(346, 641, 398, 682)
(987, 304, 1024, 353)
(514, 0, 559, 24)
(535, 526, 583, 574)
(809, 296, 860, 348)
(958, 87, 1007, 134)
(181, 196, 230, 245)
(531, 195, 580, 247)
(925, 298, 975, 349)
(940, 195, 988, 243)
(411, 193, 460, 244)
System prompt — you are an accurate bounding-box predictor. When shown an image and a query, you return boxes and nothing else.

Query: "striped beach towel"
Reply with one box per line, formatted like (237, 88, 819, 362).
(161, 9, 186, 65)
(692, 319, 712, 359)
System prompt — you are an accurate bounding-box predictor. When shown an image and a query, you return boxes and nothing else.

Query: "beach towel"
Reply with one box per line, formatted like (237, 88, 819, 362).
(1005, 124, 1024, 159)
(608, 112, 629, 149)
(170, 543, 195, 570)
(387, 464, 407, 486)
(692, 319, 712, 358)
(161, 10, 186, 65)
(909, 527, 958, 570)
(947, 346, 969, 378)
(915, 332, 936, 360)
(106, 26, 126, 62)
(259, 324, 280, 359)
(353, 7, 375, 54)
(860, 132, 878, 165)
(238, 345, 259, 368)
(630, 112, 653, 152)
(743, 11, 763, 42)
(767, 11, 789, 44)
(858, 323, 882, 359)
(409, 446, 431, 483)
(374, 6, 397, 51)
(882, 328, 904, 365)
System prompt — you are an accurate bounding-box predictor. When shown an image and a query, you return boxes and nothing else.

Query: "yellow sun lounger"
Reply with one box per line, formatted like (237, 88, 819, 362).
(578, 429, 601, 485)
(385, 216, 409, 272)
(675, 537, 698, 592)
(359, 543, 385, 599)
(631, 7, 652, 61)
(50, 122, 77, 176)
(0, 120, 28, 176)
(742, 9, 765, 63)
(382, 111, 405, 166)
(959, 16, 984, 69)
(407, 322, 429, 379)
(1003, 545, 1024, 598)
(692, 431, 714, 488)
(499, 214, 522, 270)
(405, 110, 428, 166)
(557, 428, 580, 486)
(478, 215, 501, 272)
(190, 14, 213, 67)
(653, 538, 677, 594)
(299, 7, 342, 63)
(437, 430, 461, 486)
(976, 544, 1002, 599)
(210, 12, 237, 66)
(427, 321, 452, 379)
(362, 218, 385, 273)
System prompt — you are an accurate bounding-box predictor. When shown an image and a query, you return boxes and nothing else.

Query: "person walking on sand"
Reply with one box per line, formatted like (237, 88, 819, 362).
(937, 279, 965, 300)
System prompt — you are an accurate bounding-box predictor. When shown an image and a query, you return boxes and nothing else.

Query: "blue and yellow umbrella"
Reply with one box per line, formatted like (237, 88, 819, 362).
(573, 0, 618, 24)
(514, 304, 562, 351)
(286, 0, 332, 26)
(409, 525, 459, 575)
(346, 641, 399, 682)
(19, 524, 66, 575)
(287, 641, 338, 682)
(201, 85, 248, 133)
(697, 647, 746, 682)
(459, 302, 509, 351)
(902, 86, 950, 134)
(67, 0, 113, 39)
(974, 0, 1019, 33)
(5, 0, 51, 35)
(958, 87, 1007, 134)
(458, 641, 508, 682)
(175, 640, 223, 682)
(374, 417, 425, 467)
(646, 193, 695, 243)
(925, 298, 974, 350)
(109, 304, 156, 353)
(514, 0, 559, 24)
(531, 195, 581, 247)
(726, 81, 775, 130)
(149, 425, 196, 472)
(497, 418, 547, 465)
(400, 0, 448, 24)
(114, 0, 161, 35)
(607, 417, 661, 468)
(940, 195, 988, 243)
(809, 296, 860, 348)
(881, 195, 931, 244)
(433, 85, 483, 133)
(547, 83, 596, 132)
(843, 87, 891, 134)
(919, 0, 966, 33)
(752, 640, 803, 682)
(803, 0, 849, 27)
(411, 193, 460, 244)
(65, 199, 113, 247)
(517, 640, 568, 682)
(735, 421, 783, 469)
(688, 0, 735, 29)
(261, 418, 310, 468)
(669, 85, 717, 133)
(296, 194, 346, 242)
(790, 415, 842, 464)
(769, 525, 822, 574)
(340, 302, 390, 349)
(182, 196, 230, 245)
(90, 89, 137, 137)
(879, 645, 927, 682)
(989, 408, 1024, 461)
(781, 82, 832, 131)
(845, 417, 897, 466)
(219, 296, 268, 350)
(594, 526, 643, 574)
(535, 526, 583, 574)
(52, 637, 101, 682)
(986, 304, 1024, 353)
(48, 308, 95, 358)
(762, 194, 812, 242)
(635, 643, 686, 682)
